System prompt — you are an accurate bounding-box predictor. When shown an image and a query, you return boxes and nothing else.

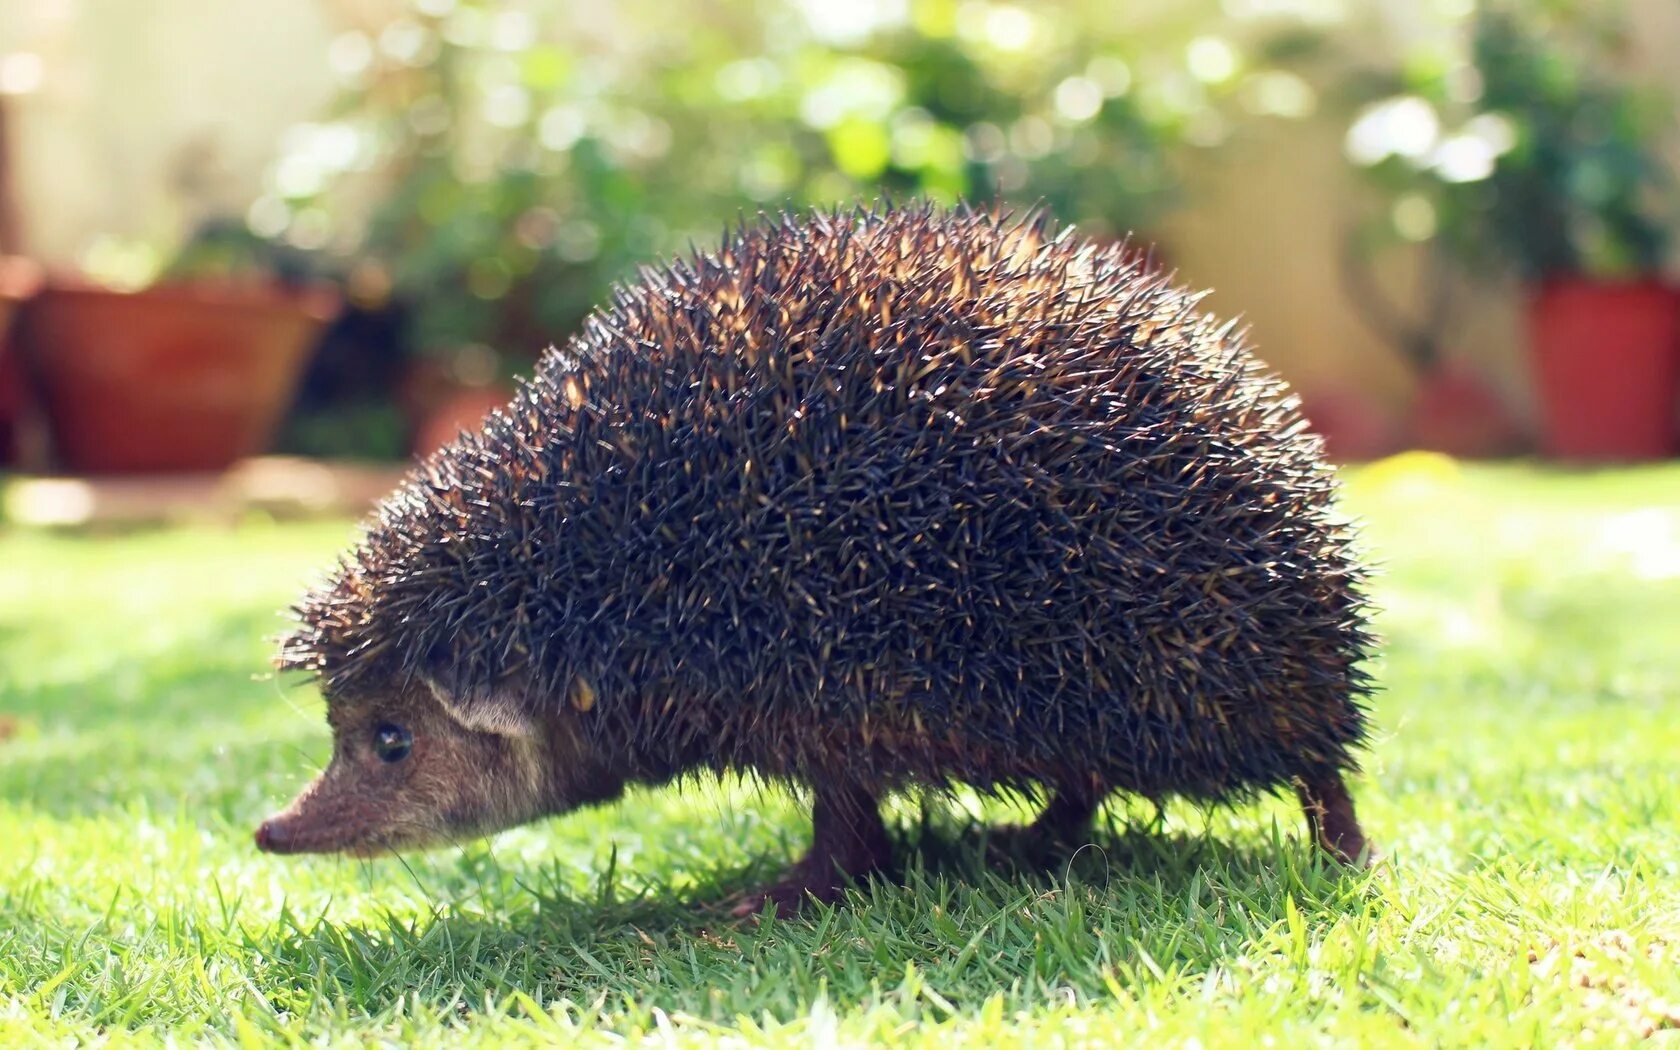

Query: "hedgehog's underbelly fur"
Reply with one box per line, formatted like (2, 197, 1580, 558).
(288, 207, 1373, 806)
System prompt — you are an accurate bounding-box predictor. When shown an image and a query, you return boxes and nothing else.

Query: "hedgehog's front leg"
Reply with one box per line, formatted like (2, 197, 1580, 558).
(731, 781, 893, 917)
(1295, 772, 1370, 866)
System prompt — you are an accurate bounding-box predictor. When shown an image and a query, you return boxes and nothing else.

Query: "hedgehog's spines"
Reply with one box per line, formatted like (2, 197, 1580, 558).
(281, 204, 1372, 801)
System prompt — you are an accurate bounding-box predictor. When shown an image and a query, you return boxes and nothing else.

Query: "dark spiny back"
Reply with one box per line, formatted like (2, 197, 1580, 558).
(281, 205, 1371, 800)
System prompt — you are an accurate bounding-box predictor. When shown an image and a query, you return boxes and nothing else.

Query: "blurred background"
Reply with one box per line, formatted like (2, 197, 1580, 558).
(0, 0, 1677, 524)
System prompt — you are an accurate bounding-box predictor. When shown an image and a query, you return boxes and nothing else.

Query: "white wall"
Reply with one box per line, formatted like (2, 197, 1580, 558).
(1, 0, 341, 264)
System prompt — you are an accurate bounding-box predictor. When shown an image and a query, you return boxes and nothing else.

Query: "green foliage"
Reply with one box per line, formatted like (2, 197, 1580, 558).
(1468, 4, 1673, 277)
(262, 0, 1286, 363)
(159, 219, 321, 288)
(279, 401, 411, 461)
(4, 461, 1680, 1044)
(1342, 1, 1676, 280)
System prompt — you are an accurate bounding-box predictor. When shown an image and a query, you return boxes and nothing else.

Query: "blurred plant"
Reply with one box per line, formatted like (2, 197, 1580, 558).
(259, 0, 1316, 373)
(162, 218, 322, 288)
(1341, 0, 1675, 314)
(1467, 4, 1674, 278)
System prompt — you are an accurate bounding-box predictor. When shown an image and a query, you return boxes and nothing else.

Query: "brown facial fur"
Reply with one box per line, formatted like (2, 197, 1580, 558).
(256, 683, 625, 856)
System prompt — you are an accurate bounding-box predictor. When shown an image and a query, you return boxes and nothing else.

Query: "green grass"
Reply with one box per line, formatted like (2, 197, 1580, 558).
(3, 456, 1679, 1046)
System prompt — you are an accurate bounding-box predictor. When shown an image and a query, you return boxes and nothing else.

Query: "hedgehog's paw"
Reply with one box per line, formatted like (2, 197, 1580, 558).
(1325, 834, 1380, 869)
(985, 787, 1103, 865)
(727, 849, 888, 918)
(727, 783, 894, 919)
(984, 821, 1093, 866)
(726, 873, 840, 919)
(1295, 772, 1373, 869)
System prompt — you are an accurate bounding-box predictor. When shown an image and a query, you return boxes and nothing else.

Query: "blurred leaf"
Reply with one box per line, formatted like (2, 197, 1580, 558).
(520, 46, 570, 91)
(264, 0, 1273, 358)
(1339, 1, 1676, 281)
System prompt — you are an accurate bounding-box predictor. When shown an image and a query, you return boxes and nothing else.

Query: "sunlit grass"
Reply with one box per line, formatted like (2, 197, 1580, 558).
(3, 458, 1679, 1045)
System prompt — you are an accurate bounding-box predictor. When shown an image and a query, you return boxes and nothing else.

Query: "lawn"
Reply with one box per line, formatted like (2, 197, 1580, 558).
(2, 456, 1678, 1046)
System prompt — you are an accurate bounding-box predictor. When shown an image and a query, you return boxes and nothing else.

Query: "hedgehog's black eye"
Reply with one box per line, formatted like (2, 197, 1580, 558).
(372, 723, 413, 763)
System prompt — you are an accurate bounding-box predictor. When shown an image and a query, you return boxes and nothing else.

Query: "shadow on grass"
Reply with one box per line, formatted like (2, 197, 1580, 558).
(246, 818, 1377, 1024)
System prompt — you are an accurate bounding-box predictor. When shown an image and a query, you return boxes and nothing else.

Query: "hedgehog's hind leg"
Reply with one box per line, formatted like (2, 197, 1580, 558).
(986, 783, 1104, 862)
(730, 781, 892, 918)
(1295, 772, 1370, 866)
(1029, 785, 1103, 844)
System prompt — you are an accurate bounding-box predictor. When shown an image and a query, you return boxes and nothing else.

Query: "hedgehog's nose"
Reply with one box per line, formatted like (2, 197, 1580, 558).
(254, 817, 288, 853)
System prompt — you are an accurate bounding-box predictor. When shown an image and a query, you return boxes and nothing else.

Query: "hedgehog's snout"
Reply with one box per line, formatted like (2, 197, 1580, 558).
(253, 816, 293, 853)
(258, 682, 595, 858)
(251, 806, 337, 856)
(253, 764, 381, 856)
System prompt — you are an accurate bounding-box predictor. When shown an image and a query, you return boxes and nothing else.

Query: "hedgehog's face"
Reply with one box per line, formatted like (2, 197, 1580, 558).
(255, 681, 624, 857)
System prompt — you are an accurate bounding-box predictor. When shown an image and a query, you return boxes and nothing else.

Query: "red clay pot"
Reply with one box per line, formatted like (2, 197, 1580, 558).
(412, 383, 515, 458)
(0, 258, 35, 330)
(0, 343, 26, 465)
(1405, 364, 1524, 459)
(1528, 279, 1680, 462)
(1296, 384, 1401, 463)
(0, 257, 44, 465)
(16, 278, 338, 474)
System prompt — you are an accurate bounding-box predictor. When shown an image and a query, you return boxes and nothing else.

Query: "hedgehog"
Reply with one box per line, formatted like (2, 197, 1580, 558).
(257, 205, 1373, 913)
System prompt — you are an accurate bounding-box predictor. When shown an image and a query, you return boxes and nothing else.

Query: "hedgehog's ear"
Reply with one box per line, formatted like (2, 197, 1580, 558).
(423, 676, 539, 738)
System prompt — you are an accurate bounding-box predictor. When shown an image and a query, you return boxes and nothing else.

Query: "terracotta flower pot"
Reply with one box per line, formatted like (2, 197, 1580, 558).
(16, 278, 338, 474)
(1296, 384, 1401, 463)
(0, 258, 35, 332)
(0, 256, 44, 465)
(1528, 279, 1680, 462)
(0, 341, 27, 466)
(412, 382, 516, 458)
(1404, 364, 1523, 459)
